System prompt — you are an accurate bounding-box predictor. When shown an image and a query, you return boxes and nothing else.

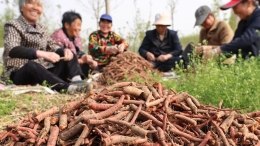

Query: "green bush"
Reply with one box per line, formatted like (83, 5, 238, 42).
(163, 55, 260, 113)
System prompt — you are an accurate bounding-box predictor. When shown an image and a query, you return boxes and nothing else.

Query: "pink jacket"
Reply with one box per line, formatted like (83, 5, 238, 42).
(51, 28, 82, 54)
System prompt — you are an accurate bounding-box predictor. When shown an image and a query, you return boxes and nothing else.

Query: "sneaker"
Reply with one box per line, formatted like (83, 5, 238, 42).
(67, 82, 93, 94)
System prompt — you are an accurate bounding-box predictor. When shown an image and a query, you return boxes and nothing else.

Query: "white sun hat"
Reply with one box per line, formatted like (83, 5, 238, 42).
(153, 13, 171, 26)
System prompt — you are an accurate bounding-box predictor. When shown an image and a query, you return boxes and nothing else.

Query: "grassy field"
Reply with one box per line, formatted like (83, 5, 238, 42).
(0, 90, 84, 130)
(1, 54, 260, 129)
(162, 55, 260, 113)
(0, 63, 84, 129)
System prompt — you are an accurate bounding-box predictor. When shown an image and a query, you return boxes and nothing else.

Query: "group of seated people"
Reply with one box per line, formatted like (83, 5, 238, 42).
(1, 0, 260, 94)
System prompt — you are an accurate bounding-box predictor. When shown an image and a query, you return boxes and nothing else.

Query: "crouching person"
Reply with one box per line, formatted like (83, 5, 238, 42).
(202, 0, 260, 59)
(182, 5, 234, 68)
(138, 13, 183, 72)
(88, 14, 129, 71)
(51, 11, 98, 77)
(1, 0, 92, 94)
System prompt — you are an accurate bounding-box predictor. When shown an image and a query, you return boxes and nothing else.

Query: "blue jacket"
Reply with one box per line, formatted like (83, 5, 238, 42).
(139, 29, 182, 59)
(221, 8, 260, 58)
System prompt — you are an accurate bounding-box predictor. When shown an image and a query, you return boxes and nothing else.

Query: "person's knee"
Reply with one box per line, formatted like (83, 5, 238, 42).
(167, 57, 181, 64)
(25, 61, 39, 69)
(72, 52, 77, 59)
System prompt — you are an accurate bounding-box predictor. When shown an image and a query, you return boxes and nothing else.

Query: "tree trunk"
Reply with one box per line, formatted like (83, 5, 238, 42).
(105, 0, 110, 14)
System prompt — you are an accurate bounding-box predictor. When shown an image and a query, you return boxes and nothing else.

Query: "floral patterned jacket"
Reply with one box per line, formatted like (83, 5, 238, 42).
(88, 30, 129, 65)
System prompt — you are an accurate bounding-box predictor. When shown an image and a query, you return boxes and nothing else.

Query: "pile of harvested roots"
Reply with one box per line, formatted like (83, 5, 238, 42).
(1, 82, 260, 146)
(99, 52, 158, 84)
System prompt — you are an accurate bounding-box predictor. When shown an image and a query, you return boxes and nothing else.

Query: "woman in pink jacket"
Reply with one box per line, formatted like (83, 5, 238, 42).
(51, 11, 97, 77)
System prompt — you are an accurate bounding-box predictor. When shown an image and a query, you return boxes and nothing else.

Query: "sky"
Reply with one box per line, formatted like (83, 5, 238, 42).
(1, 0, 232, 38)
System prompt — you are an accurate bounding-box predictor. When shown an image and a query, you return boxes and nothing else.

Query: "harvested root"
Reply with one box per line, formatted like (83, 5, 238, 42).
(2, 81, 260, 146)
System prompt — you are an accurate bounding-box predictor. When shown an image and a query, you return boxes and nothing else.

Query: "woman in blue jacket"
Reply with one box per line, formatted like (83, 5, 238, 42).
(202, 0, 260, 59)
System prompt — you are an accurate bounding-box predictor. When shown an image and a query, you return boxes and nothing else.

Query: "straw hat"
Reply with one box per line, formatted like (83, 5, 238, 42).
(153, 13, 171, 26)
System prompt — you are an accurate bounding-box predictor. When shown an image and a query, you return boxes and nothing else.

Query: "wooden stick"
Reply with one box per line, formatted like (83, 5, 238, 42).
(59, 114, 67, 130)
(212, 121, 229, 146)
(220, 111, 236, 133)
(60, 57, 65, 60)
(59, 123, 84, 141)
(175, 114, 197, 125)
(130, 104, 163, 127)
(186, 97, 198, 114)
(38, 117, 51, 139)
(33, 107, 59, 123)
(198, 131, 211, 146)
(103, 135, 147, 146)
(169, 126, 203, 142)
(123, 86, 144, 97)
(148, 86, 160, 99)
(75, 124, 92, 146)
(157, 127, 168, 146)
(175, 92, 188, 103)
(47, 126, 59, 146)
(106, 118, 148, 138)
(145, 97, 165, 107)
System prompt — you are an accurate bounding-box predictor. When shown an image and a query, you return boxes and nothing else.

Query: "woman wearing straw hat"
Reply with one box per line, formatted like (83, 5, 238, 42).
(139, 13, 182, 72)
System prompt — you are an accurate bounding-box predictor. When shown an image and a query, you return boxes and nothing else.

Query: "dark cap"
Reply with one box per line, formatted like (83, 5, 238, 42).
(194, 5, 212, 27)
(220, 0, 242, 10)
(100, 14, 112, 22)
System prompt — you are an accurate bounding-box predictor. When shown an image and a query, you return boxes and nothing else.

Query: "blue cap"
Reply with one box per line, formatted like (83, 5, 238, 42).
(100, 14, 112, 22)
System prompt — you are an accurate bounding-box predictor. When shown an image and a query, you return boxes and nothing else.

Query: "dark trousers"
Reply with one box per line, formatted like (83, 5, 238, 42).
(181, 43, 194, 69)
(152, 57, 181, 72)
(10, 50, 84, 92)
(81, 64, 90, 78)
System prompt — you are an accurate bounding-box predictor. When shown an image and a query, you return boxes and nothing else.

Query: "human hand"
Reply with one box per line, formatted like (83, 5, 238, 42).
(81, 54, 93, 64)
(146, 52, 155, 61)
(203, 49, 216, 60)
(157, 54, 172, 62)
(201, 45, 213, 51)
(63, 49, 74, 61)
(105, 46, 118, 54)
(118, 43, 125, 53)
(194, 45, 212, 56)
(36, 50, 60, 63)
(89, 60, 98, 68)
(202, 46, 221, 59)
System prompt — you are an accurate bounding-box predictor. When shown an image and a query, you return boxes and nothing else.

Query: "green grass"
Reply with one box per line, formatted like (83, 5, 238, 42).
(162, 55, 260, 113)
(0, 90, 82, 130)
(0, 63, 2, 76)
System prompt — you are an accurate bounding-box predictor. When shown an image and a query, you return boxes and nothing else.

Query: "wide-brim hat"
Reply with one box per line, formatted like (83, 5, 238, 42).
(220, 0, 242, 10)
(153, 13, 171, 26)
